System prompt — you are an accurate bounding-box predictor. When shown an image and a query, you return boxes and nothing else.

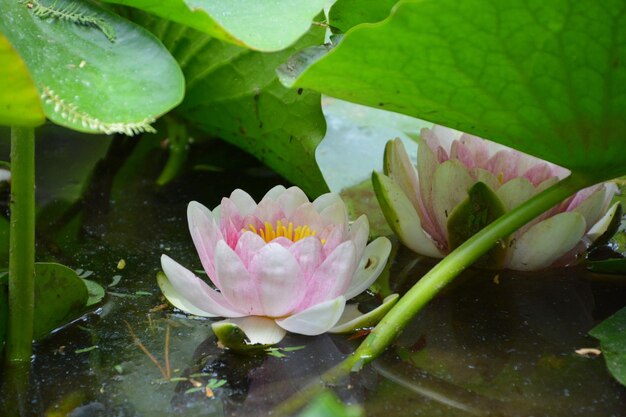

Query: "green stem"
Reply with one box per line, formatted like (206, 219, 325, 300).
(6, 127, 36, 364)
(156, 119, 189, 186)
(275, 175, 587, 416)
(351, 174, 585, 366)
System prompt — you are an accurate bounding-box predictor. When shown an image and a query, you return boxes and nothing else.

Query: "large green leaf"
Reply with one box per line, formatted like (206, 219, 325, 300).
(33, 262, 89, 340)
(328, 0, 397, 33)
(101, 0, 327, 52)
(0, 0, 184, 135)
(589, 307, 626, 387)
(0, 31, 44, 127)
(176, 26, 328, 196)
(282, 0, 626, 183)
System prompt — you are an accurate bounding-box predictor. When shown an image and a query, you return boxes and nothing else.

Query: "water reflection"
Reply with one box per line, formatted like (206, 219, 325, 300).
(1, 130, 626, 416)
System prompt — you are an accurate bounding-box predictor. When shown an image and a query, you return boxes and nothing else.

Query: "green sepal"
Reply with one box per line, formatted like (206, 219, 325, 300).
(329, 294, 399, 334)
(447, 182, 508, 268)
(211, 321, 273, 354)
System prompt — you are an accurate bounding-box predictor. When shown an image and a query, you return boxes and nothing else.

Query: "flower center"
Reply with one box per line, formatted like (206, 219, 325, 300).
(245, 220, 322, 244)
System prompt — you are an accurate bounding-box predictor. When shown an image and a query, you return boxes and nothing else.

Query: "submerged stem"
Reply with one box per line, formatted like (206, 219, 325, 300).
(6, 127, 36, 364)
(275, 175, 587, 415)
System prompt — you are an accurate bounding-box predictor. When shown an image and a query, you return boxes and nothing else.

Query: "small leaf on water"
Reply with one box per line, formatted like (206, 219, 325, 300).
(589, 307, 626, 387)
(33, 262, 89, 340)
(82, 278, 105, 307)
(109, 274, 122, 287)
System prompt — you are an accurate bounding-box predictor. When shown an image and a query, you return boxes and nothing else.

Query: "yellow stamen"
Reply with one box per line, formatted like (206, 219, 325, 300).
(243, 221, 322, 244)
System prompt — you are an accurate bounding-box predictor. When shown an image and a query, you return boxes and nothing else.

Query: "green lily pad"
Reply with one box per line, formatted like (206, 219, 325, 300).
(33, 262, 89, 339)
(447, 182, 508, 268)
(211, 320, 273, 354)
(0, 31, 44, 127)
(0, 0, 184, 135)
(589, 307, 626, 387)
(330, 294, 399, 334)
(101, 0, 326, 52)
(282, 0, 626, 183)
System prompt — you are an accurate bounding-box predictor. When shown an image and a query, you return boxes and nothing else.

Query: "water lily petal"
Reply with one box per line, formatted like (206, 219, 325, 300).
(384, 138, 420, 210)
(229, 189, 257, 216)
(472, 168, 499, 191)
(214, 240, 263, 315)
(249, 243, 306, 317)
(460, 133, 491, 166)
(431, 160, 475, 241)
(235, 231, 266, 268)
(160, 255, 245, 317)
(276, 296, 346, 336)
(291, 202, 324, 230)
(417, 130, 447, 243)
(263, 185, 287, 201)
(277, 186, 310, 217)
(219, 198, 244, 230)
(349, 215, 369, 262)
(570, 186, 607, 227)
(372, 171, 443, 257)
(313, 193, 346, 214)
(289, 237, 323, 281)
(496, 177, 536, 211)
(586, 202, 620, 242)
(187, 201, 223, 285)
(156, 272, 215, 317)
(319, 202, 349, 228)
(254, 198, 285, 224)
(303, 241, 357, 307)
(508, 212, 586, 271)
(213, 316, 286, 346)
(524, 162, 560, 186)
(320, 224, 348, 256)
(431, 125, 462, 151)
(344, 237, 392, 300)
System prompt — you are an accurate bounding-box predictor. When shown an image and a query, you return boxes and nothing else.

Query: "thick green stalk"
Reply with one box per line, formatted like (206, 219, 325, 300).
(275, 175, 587, 416)
(350, 174, 585, 365)
(156, 119, 189, 186)
(6, 127, 35, 364)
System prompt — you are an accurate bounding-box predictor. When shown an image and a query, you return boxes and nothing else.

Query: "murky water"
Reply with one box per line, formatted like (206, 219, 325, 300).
(1, 129, 625, 416)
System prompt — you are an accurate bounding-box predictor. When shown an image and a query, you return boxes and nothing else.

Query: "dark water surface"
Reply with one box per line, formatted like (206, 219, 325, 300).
(1, 130, 625, 416)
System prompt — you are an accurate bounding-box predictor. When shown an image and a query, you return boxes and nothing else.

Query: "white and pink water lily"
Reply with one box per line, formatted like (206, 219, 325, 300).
(374, 126, 619, 271)
(159, 185, 392, 346)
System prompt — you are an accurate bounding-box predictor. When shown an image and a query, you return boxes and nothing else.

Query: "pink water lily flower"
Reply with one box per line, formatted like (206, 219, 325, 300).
(159, 185, 391, 345)
(373, 126, 618, 271)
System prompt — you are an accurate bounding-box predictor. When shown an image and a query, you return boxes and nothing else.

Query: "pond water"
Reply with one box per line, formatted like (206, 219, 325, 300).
(1, 129, 625, 416)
